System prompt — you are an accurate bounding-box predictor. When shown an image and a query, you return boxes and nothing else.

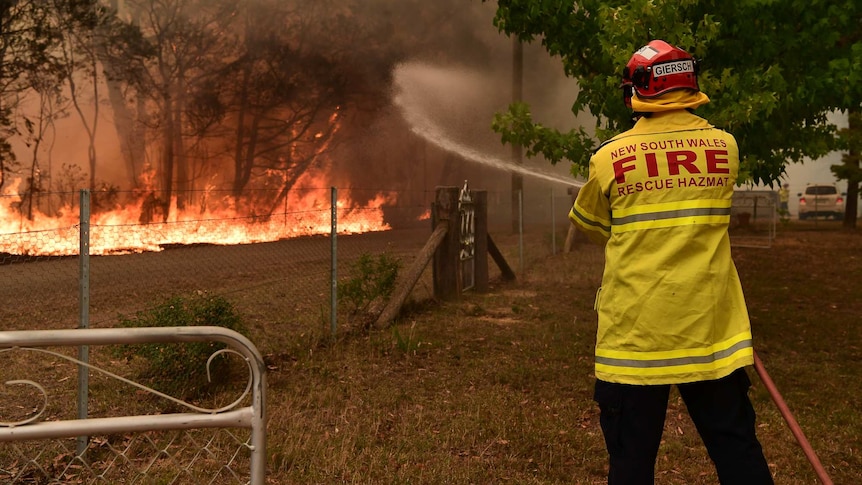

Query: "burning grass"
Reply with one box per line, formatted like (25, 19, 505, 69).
(2, 221, 861, 484)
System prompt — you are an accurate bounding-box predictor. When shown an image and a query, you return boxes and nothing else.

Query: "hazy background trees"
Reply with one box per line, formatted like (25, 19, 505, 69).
(3, 0, 539, 225)
(2, 1, 858, 227)
(0, 1, 57, 193)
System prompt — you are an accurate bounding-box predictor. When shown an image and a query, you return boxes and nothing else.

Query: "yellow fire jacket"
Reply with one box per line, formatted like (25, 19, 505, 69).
(570, 109, 754, 385)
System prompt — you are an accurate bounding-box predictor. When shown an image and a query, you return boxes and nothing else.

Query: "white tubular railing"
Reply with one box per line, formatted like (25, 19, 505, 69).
(0, 326, 267, 485)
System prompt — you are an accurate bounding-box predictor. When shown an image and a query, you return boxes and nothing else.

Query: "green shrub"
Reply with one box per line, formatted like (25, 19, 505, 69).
(114, 293, 247, 398)
(340, 253, 401, 327)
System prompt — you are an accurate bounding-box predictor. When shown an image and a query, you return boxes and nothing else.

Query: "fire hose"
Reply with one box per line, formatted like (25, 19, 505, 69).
(752, 351, 833, 485)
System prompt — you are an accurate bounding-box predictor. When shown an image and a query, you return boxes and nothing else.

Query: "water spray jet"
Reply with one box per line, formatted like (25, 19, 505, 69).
(392, 62, 583, 189)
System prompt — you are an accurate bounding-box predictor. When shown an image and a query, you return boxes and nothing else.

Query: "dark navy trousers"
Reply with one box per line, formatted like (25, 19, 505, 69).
(594, 368, 774, 484)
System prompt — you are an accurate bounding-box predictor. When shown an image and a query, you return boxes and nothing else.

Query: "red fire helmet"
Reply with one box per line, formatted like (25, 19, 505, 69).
(621, 40, 699, 107)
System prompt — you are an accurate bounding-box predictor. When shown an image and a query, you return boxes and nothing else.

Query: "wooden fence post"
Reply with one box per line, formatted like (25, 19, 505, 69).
(474, 190, 489, 293)
(433, 186, 461, 300)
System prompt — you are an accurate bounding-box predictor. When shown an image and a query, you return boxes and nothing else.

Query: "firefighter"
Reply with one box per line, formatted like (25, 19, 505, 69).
(569, 40, 774, 484)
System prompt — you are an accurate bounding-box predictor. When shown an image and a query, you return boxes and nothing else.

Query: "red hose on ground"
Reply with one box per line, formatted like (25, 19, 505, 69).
(752, 351, 833, 485)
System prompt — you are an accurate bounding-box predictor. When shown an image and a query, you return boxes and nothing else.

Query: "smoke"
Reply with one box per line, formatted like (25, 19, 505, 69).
(9, 0, 584, 213)
(333, 0, 584, 199)
(391, 61, 580, 188)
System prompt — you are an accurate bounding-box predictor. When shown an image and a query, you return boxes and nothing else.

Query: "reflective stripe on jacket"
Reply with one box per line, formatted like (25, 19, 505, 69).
(569, 110, 754, 385)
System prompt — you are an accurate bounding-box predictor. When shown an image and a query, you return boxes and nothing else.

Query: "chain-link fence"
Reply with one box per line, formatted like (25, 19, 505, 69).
(1, 181, 573, 483)
(730, 190, 778, 248)
(4, 180, 786, 483)
(1, 183, 571, 334)
(1, 182, 785, 344)
(4, 428, 254, 484)
(1, 186, 424, 333)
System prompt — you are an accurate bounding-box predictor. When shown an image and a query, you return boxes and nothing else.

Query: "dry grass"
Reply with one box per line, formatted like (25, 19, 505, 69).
(257, 221, 861, 484)
(2, 221, 861, 484)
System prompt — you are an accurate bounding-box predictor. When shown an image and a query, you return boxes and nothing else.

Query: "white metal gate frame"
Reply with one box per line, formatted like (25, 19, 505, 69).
(458, 180, 476, 291)
(0, 326, 266, 485)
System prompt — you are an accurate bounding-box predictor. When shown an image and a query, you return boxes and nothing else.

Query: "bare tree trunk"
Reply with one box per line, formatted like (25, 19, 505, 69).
(103, 71, 145, 187)
(26, 136, 41, 220)
(160, 93, 175, 221)
(24, 90, 52, 220)
(232, 62, 251, 201)
(241, 114, 262, 191)
(0, 2, 10, 192)
(88, 78, 98, 191)
(174, 69, 189, 211)
(66, 50, 100, 191)
(97, 2, 146, 188)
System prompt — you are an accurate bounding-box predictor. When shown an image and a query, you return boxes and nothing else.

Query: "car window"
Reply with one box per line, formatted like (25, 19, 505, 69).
(805, 186, 837, 195)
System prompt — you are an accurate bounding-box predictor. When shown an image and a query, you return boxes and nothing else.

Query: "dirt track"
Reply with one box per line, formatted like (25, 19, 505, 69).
(0, 227, 435, 333)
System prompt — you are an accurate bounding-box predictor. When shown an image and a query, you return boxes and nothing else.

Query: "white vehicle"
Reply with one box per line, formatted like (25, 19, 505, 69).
(797, 184, 845, 220)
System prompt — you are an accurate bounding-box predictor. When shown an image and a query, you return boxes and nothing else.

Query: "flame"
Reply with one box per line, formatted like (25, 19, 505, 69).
(1, 173, 393, 257)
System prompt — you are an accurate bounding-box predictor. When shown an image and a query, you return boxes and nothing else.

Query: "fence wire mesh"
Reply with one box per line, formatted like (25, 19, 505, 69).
(730, 190, 779, 248)
(3, 428, 253, 485)
(1, 185, 567, 335)
(0, 183, 800, 484)
(0, 182, 580, 484)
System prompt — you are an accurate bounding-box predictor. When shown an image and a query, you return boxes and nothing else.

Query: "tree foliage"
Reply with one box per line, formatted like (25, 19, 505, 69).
(0, 0, 144, 202)
(0, 1, 58, 191)
(486, 0, 862, 187)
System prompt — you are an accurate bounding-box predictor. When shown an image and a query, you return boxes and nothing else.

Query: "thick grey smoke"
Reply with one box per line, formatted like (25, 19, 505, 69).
(332, 0, 583, 204)
(9, 0, 584, 223)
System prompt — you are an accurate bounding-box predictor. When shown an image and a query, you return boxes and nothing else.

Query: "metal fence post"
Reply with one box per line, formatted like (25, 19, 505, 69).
(330, 186, 337, 337)
(474, 191, 489, 292)
(551, 188, 557, 255)
(518, 189, 524, 275)
(77, 189, 91, 456)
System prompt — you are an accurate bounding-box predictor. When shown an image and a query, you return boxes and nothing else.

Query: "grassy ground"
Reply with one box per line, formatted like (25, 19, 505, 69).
(2, 221, 859, 484)
(259, 221, 861, 484)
